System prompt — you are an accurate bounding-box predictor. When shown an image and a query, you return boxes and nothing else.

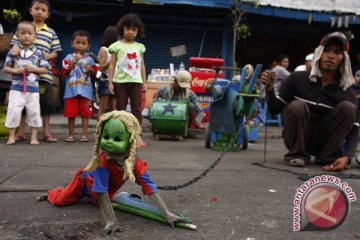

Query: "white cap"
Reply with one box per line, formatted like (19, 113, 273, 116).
(176, 70, 192, 88)
(305, 53, 314, 61)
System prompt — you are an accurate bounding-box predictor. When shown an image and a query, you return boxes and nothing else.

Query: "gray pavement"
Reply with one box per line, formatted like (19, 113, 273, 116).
(1, 116, 360, 240)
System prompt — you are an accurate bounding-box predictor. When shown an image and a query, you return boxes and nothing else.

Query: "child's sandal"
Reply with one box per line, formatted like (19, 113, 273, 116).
(65, 136, 75, 142)
(79, 136, 89, 142)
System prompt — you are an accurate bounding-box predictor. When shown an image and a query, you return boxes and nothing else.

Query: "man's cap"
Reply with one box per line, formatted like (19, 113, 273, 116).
(319, 32, 350, 52)
(305, 53, 314, 61)
(176, 70, 191, 88)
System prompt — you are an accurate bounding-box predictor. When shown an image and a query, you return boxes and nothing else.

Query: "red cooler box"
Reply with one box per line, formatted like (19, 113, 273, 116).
(189, 57, 224, 124)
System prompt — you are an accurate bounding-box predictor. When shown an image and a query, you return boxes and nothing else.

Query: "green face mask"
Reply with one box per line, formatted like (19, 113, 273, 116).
(100, 118, 131, 154)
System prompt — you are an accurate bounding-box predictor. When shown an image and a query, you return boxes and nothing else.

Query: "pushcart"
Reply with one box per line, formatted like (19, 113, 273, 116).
(205, 64, 262, 151)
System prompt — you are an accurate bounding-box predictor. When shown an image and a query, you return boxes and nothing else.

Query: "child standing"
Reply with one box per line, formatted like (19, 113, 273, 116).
(11, 0, 62, 143)
(96, 26, 119, 120)
(3, 21, 50, 145)
(62, 30, 96, 142)
(108, 13, 147, 147)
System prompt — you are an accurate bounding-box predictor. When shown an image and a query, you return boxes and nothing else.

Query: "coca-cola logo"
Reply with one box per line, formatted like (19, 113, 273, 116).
(191, 77, 211, 87)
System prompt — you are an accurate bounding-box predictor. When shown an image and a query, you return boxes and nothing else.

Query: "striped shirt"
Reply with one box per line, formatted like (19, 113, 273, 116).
(11, 24, 62, 83)
(5, 45, 50, 93)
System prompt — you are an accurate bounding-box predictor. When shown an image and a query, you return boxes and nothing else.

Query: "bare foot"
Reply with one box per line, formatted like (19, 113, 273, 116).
(30, 140, 40, 145)
(6, 139, 15, 145)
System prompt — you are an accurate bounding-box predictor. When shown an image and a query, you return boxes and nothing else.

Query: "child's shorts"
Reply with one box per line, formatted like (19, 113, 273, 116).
(97, 80, 110, 97)
(5, 90, 42, 128)
(64, 96, 93, 118)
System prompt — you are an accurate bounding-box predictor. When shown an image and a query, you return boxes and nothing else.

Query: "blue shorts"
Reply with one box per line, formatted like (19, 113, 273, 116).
(97, 80, 110, 97)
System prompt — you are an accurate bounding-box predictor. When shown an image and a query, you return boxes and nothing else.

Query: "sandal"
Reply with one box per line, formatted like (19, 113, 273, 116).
(79, 136, 89, 142)
(43, 135, 58, 142)
(15, 135, 27, 142)
(65, 136, 75, 142)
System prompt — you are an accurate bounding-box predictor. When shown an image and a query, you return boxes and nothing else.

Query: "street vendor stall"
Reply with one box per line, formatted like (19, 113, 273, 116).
(146, 57, 226, 140)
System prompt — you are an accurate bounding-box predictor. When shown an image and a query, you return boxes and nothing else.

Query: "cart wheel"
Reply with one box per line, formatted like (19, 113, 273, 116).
(205, 125, 211, 148)
(242, 125, 249, 150)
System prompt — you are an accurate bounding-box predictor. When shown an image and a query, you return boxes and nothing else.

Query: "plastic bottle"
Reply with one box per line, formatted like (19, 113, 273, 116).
(179, 62, 185, 71)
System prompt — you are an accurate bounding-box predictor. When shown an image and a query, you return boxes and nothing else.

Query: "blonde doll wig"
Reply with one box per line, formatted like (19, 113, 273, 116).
(84, 110, 142, 182)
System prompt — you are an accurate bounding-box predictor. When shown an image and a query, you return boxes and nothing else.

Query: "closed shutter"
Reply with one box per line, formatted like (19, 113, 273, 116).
(142, 27, 222, 75)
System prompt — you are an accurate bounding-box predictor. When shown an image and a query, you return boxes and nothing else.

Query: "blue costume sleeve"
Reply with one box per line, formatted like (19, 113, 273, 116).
(137, 171, 158, 195)
(134, 160, 158, 195)
(92, 167, 110, 194)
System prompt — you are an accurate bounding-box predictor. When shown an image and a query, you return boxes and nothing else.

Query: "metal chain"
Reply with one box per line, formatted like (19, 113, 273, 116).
(157, 150, 227, 191)
(158, 127, 242, 191)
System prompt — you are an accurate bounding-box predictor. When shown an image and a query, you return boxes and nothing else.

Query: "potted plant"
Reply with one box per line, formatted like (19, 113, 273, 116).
(0, 9, 21, 55)
(3, 9, 22, 24)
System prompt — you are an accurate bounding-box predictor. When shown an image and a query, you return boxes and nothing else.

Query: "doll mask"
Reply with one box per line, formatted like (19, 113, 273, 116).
(100, 118, 131, 154)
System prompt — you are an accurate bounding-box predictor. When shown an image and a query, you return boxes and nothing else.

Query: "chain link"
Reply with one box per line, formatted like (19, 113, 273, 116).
(157, 127, 243, 191)
(157, 150, 227, 191)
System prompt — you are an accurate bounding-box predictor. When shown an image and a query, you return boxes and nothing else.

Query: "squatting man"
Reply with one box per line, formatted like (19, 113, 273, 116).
(260, 32, 359, 172)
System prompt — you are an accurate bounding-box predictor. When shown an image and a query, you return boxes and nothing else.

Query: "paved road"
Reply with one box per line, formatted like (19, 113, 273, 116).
(1, 121, 360, 240)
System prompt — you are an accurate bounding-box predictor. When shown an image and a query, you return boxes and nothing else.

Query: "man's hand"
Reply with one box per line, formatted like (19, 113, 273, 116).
(260, 70, 275, 92)
(323, 156, 349, 172)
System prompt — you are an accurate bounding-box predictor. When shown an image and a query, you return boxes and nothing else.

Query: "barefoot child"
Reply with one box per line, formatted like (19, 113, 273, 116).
(3, 21, 49, 145)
